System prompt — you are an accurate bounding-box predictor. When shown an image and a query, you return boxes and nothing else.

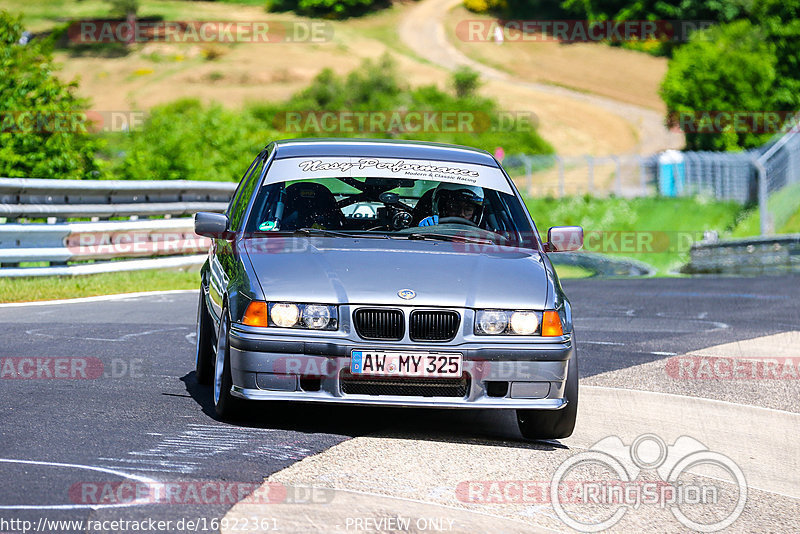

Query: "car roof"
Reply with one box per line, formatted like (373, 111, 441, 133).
(271, 138, 499, 167)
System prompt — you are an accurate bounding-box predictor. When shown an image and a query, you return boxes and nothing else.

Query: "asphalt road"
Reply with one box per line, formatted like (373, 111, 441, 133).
(0, 275, 797, 533)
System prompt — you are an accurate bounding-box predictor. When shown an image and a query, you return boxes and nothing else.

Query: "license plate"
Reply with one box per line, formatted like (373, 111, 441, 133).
(350, 351, 462, 378)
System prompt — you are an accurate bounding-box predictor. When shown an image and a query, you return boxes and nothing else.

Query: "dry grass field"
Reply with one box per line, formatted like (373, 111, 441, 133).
(443, 5, 669, 112)
(11, 0, 668, 155)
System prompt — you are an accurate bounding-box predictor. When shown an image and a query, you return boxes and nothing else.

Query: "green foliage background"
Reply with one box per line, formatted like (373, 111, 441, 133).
(267, 0, 384, 19)
(0, 11, 100, 179)
(103, 56, 553, 181)
(660, 20, 780, 151)
(524, 194, 744, 272)
(661, 1, 800, 151)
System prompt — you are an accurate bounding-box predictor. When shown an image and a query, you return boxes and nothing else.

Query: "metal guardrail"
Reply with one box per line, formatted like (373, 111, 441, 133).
(0, 178, 235, 218)
(0, 256, 209, 278)
(0, 219, 209, 263)
(550, 251, 655, 277)
(0, 178, 236, 277)
(685, 234, 800, 275)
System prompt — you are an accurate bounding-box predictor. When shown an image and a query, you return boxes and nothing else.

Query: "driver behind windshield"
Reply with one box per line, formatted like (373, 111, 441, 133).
(418, 183, 485, 226)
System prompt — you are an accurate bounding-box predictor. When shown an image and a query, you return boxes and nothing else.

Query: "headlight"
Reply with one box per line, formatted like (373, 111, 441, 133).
(476, 310, 509, 334)
(270, 303, 299, 327)
(510, 311, 539, 335)
(475, 310, 547, 335)
(266, 302, 338, 330)
(301, 304, 332, 329)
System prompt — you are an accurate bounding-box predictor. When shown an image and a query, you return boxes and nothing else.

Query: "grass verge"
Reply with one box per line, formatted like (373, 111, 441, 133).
(552, 264, 595, 279)
(0, 269, 199, 303)
(526, 195, 745, 274)
(731, 183, 800, 237)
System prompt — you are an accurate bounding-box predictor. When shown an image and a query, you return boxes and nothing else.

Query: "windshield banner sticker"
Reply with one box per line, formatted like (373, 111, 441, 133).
(265, 156, 513, 193)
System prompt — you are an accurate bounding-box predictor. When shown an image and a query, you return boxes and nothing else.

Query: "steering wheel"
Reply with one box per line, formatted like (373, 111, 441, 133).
(438, 216, 478, 227)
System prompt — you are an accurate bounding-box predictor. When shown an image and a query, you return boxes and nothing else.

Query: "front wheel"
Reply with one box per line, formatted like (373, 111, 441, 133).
(195, 290, 215, 385)
(213, 310, 242, 419)
(517, 353, 578, 440)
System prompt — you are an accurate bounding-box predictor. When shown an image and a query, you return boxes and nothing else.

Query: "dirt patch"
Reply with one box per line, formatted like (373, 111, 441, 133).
(444, 6, 669, 112)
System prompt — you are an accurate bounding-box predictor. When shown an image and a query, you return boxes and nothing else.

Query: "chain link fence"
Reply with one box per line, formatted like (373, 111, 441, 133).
(753, 128, 800, 234)
(503, 154, 656, 198)
(506, 125, 799, 236)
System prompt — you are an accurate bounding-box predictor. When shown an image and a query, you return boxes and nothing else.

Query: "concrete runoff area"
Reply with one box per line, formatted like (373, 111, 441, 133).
(223, 334, 800, 533)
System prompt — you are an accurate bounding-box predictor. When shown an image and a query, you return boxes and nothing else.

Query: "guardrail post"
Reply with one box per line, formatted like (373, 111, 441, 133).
(613, 156, 622, 196)
(638, 156, 647, 196)
(752, 157, 771, 236)
(525, 156, 534, 197)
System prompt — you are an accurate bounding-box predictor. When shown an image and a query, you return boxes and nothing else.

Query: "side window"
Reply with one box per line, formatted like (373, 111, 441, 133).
(228, 156, 265, 232)
(227, 158, 258, 217)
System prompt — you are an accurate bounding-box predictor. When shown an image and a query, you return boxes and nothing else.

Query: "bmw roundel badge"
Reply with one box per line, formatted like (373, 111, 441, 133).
(398, 289, 416, 300)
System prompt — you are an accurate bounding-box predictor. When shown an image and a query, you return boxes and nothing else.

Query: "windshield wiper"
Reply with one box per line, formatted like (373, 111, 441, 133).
(406, 233, 495, 245)
(293, 228, 389, 239)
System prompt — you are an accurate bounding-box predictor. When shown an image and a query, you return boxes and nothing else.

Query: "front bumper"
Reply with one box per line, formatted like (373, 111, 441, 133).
(227, 325, 575, 409)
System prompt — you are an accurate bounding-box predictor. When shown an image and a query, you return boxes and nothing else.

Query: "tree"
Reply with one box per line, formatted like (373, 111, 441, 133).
(660, 20, 779, 151)
(0, 11, 100, 179)
(268, 0, 380, 19)
(749, 0, 800, 110)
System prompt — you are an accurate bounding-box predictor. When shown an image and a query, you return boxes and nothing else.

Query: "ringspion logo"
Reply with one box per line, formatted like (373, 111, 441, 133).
(459, 434, 747, 532)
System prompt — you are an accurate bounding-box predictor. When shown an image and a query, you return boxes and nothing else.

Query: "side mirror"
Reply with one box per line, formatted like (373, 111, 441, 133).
(194, 212, 232, 240)
(544, 226, 583, 252)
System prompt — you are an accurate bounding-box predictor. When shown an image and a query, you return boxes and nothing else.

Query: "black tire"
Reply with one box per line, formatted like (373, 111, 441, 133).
(517, 353, 578, 440)
(195, 290, 215, 385)
(213, 310, 242, 419)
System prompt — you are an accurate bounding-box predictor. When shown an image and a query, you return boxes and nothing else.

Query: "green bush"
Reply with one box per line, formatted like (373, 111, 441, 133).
(547, 0, 750, 25)
(105, 55, 552, 181)
(268, 0, 384, 19)
(104, 0, 139, 16)
(275, 55, 552, 154)
(496, 0, 754, 56)
(0, 11, 101, 179)
(452, 66, 481, 98)
(463, 0, 507, 14)
(749, 0, 800, 110)
(660, 20, 791, 151)
(106, 99, 273, 181)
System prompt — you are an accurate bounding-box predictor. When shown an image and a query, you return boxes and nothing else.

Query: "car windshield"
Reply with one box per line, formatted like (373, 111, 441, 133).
(245, 161, 539, 249)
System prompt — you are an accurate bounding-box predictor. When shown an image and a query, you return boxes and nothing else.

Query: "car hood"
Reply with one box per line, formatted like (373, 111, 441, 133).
(244, 237, 549, 309)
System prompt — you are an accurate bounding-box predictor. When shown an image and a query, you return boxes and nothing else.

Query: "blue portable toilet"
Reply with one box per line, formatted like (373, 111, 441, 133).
(658, 150, 686, 196)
